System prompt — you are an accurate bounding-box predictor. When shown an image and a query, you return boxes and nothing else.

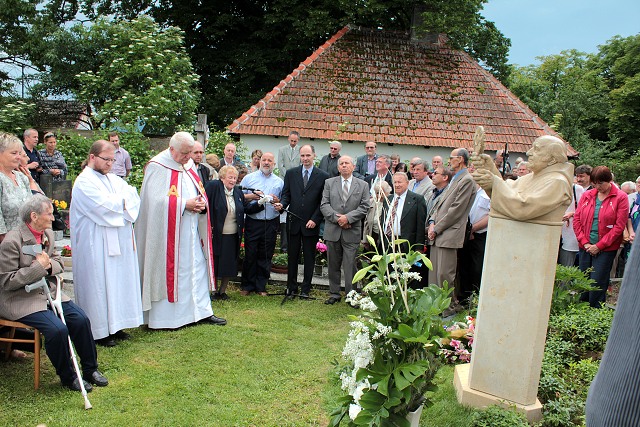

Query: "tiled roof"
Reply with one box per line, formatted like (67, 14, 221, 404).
(228, 26, 577, 156)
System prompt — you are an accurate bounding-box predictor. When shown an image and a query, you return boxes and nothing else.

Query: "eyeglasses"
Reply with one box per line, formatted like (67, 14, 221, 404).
(44, 133, 56, 139)
(365, 146, 376, 149)
(96, 155, 116, 163)
(432, 172, 441, 176)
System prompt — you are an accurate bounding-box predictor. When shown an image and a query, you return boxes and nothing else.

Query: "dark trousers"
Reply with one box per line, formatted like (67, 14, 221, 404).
(19, 301, 98, 384)
(578, 249, 617, 308)
(280, 221, 288, 252)
(457, 232, 487, 302)
(242, 217, 279, 292)
(287, 232, 318, 293)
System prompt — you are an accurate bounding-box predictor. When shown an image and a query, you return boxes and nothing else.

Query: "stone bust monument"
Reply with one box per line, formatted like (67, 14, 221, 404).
(470, 134, 574, 225)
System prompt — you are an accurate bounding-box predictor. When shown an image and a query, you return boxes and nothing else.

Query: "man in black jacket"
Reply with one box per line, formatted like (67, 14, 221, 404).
(276, 144, 329, 299)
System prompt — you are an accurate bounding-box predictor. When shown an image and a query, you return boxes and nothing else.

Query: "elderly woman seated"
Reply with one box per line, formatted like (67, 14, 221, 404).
(0, 194, 108, 392)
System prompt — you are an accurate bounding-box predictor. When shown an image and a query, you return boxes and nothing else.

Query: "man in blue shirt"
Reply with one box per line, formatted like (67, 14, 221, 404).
(239, 152, 284, 296)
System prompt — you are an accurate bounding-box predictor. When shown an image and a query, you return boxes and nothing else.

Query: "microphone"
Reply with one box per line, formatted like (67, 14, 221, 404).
(239, 186, 260, 192)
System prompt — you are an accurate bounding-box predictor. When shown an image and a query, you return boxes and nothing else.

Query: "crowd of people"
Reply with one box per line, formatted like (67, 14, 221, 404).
(0, 127, 638, 394)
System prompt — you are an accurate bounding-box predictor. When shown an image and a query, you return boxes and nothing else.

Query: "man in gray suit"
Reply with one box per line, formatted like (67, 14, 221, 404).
(427, 148, 477, 291)
(277, 130, 301, 177)
(320, 156, 370, 304)
(408, 159, 434, 200)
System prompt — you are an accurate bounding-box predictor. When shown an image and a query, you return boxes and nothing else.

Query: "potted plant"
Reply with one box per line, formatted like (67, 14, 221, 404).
(271, 252, 288, 274)
(330, 237, 452, 426)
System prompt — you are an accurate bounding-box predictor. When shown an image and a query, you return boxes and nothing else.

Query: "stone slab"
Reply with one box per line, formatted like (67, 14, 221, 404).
(454, 364, 543, 424)
(467, 217, 560, 405)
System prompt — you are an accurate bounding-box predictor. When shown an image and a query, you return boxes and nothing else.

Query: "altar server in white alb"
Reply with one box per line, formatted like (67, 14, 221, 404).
(135, 132, 226, 329)
(70, 139, 143, 347)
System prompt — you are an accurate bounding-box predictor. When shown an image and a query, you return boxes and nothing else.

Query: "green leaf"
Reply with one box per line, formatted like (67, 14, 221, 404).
(374, 374, 391, 397)
(353, 264, 374, 283)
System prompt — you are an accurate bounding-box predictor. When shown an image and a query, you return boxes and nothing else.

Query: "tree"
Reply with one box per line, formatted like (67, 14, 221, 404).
(507, 50, 610, 146)
(33, 16, 200, 132)
(505, 36, 640, 181)
(590, 35, 640, 153)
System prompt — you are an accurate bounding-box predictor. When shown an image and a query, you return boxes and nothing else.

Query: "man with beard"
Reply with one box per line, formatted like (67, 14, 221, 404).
(70, 140, 143, 346)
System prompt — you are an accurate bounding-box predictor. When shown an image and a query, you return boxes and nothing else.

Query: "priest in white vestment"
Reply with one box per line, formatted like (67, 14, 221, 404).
(70, 140, 143, 347)
(135, 132, 226, 329)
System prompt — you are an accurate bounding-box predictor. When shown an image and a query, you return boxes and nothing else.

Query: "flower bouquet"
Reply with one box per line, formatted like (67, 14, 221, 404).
(330, 237, 452, 426)
(439, 316, 475, 364)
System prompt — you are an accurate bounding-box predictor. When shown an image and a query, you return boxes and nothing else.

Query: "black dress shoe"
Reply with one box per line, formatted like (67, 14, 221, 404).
(324, 296, 340, 305)
(64, 377, 93, 393)
(299, 292, 310, 299)
(95, 337, 116, 347)
(200, 315, 227, 326)
(285, 289, 297, 300)
(219, 293, 230, 301)
(113, 330, 130, 341)
(84, 370, 109, 387)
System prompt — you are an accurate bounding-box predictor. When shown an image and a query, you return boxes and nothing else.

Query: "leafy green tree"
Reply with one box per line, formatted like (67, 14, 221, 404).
(0, 99, 36, 133)
(69, 16, 200, 132)
(505, 36, 640, 181)
(591, 35, 640, 153)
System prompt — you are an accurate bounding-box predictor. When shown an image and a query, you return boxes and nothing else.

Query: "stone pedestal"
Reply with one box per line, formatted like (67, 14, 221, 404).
(454, 364, 542, 423)
(454, 216, 560, 422)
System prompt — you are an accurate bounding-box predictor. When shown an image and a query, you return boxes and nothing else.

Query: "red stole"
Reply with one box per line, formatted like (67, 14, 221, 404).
(165, 167, 216, 302)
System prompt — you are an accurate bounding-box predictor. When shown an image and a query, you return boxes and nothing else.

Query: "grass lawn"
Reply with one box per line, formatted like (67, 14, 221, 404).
(0, 285, 475, 426)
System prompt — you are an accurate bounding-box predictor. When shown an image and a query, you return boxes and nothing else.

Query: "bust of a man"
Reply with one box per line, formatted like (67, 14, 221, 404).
(470, 135, 573, 225)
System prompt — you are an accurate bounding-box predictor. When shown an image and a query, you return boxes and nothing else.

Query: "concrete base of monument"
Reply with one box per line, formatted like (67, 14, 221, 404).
(453, 364, 543, 424)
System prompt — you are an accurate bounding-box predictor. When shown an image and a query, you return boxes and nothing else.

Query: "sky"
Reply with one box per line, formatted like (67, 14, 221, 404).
(482, 0, 640, 66)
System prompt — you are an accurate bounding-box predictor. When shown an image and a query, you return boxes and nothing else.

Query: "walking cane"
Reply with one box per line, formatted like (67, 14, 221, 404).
(25, 277, 93, 410)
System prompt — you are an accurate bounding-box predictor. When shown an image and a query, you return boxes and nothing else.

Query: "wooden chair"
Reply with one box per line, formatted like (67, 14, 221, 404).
(0, 319, 41, 389)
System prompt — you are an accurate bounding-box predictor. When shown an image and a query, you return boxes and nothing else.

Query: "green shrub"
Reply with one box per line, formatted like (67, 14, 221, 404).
(56, 127, 154, 190)
(551, 265, 597, 315)
(56, 131, 93, 179)
(206, 130, 248, 161)
(471, 405, 529, 427)
(547, 305, 614, 355)
(540, 394, 586, 427)
(564, 359, 599, 401)
(538, 373, 569, 404)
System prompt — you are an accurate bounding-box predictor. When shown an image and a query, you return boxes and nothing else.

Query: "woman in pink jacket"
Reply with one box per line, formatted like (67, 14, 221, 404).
(573, 166, 629, 307)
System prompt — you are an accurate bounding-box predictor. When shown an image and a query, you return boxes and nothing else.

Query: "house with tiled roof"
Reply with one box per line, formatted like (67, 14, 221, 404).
(228, 25, 576, 169)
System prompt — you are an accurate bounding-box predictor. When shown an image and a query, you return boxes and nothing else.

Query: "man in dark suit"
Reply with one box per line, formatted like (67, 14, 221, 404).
(365, 155, 393, 194)
(191, 141, 210, 184)
(320, 156, 369, 304)
(354, 141, 378, 179)
(276, 144, 329, 299)
(379, 172, 427, 254)
(318, 140, 341, 178)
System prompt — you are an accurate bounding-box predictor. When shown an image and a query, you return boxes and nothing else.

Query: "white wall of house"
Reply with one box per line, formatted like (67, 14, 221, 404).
(238, 135, 526, 172)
